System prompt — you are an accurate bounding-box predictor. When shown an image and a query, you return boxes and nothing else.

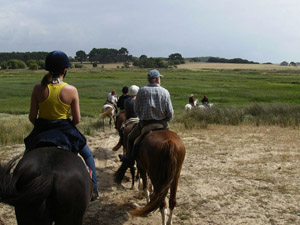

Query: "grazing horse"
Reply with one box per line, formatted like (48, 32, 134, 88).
(115, 130, 186, 225)
(99, 104, 116, 131)
(0, 147, 92, 225)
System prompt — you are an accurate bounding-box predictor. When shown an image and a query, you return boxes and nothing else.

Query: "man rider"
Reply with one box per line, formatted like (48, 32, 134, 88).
(120, 69, 174, 166)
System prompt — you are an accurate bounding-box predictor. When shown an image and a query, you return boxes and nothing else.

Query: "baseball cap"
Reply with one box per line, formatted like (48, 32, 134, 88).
(148, 69, 163, 78)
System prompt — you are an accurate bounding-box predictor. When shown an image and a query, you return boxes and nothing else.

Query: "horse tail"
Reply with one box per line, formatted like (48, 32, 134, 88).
(99, 107, 113, 120)
(0, 156, 54, 206)
(130, 139, 177, 217)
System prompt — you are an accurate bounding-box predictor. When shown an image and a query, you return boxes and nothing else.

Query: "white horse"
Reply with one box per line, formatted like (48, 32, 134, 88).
(185, 100, 214, 112)
(99, 104, 116, 131)
(198, 103, 214, 109)
(184, 99, 199, 112)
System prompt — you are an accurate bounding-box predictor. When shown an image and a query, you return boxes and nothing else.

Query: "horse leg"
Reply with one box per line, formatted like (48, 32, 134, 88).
(15, 204, 52, 225)
(139, 169, 150, 204)
(102, 118, 105, 132)
(160, 202, 168, 225)
(166, 169, 182, 225)
(109, 117, 112, 129)
(130, 164, 136, 189)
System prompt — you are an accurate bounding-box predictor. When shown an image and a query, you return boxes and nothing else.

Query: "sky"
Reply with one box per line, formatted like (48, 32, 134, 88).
(0, 0, 299, 64)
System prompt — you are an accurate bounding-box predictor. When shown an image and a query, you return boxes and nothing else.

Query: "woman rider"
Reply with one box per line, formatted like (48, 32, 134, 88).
(24, 51, 99, 201)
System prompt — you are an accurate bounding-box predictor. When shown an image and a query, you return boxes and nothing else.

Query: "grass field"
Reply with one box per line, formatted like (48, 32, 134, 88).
(1, 62, 300, 145)
(1, 63, 300, 117)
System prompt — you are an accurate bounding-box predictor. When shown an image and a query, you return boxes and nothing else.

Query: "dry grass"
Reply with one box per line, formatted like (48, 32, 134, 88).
(177, 62, 300, 71)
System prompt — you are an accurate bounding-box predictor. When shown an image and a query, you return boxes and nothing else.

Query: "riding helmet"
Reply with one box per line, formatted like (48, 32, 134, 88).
(45, 51, 71, 73)
(122, 86, 129, 94)
(129, 85, 139, 96)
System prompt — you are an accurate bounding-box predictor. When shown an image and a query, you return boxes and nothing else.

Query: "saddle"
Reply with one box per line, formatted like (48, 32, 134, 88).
(103, 103, 114, 110)
(122, 117, 139, 129)
(133, 123, 165, 148)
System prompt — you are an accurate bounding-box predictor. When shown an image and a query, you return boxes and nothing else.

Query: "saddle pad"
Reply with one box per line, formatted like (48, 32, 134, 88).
(103, 104, 114, 109)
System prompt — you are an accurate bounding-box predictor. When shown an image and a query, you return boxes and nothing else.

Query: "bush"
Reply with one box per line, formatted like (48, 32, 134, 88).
(28, 62, 39, 70)
(7, 59, 26, 69)
(74, 64, 84, 68)
(176, 103, 300, 129)
(27, 60, 39, 70)
(38, 60, 45, 69)
(0, 61, 8, 69)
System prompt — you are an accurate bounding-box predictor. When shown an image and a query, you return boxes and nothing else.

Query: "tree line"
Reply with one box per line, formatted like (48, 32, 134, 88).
(1, 47, 270, 70)
(207, 57, 259, 64)
(0, 48, 186, 69)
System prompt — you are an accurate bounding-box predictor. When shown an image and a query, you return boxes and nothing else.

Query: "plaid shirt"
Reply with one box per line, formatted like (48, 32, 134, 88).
(135, 84, 173, 121)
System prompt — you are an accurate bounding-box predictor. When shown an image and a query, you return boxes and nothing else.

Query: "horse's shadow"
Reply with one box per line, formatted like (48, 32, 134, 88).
(83, 146, 135, 224)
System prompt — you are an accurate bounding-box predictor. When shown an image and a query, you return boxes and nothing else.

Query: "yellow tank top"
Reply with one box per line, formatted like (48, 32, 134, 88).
(39, 83, 71, 120)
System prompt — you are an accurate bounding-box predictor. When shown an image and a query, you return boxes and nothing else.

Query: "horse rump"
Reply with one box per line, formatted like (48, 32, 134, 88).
(129, 139, 178, 217)
(0, 154, 54, 207)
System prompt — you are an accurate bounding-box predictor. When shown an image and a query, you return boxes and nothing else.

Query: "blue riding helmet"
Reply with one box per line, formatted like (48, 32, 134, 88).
(45, 51, 71, 73)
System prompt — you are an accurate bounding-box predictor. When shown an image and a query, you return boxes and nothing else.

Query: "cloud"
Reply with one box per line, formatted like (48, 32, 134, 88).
(0, 0, 299, 63)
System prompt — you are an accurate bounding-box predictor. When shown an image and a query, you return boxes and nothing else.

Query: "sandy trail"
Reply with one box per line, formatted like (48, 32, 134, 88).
(1, 125, 300, 225)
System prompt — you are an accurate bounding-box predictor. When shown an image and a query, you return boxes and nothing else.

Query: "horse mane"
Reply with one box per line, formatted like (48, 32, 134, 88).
(0, 154, 54, 207)
(129, 139, 177, 216)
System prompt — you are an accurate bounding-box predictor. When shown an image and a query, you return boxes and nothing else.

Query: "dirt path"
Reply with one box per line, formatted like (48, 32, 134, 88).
(1, 125, 300, 224)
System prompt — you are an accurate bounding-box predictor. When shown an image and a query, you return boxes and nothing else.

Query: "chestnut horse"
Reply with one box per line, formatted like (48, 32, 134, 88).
(0, 147, 92, 225)
(115, 129, 186, 225)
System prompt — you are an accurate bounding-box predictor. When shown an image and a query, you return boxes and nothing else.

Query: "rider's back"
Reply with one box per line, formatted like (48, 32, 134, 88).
(39, 83, 71, 120)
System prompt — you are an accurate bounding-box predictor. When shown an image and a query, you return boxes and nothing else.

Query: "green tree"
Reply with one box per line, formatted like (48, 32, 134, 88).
(168, 53, 185, 65)
(75, 50, 87, 63)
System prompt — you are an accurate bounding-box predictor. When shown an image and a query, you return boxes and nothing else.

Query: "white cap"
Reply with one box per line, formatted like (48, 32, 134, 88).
(129, 85, 139, 96)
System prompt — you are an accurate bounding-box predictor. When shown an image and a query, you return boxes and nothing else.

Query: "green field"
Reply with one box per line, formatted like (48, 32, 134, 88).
(1, 66, 300, 117)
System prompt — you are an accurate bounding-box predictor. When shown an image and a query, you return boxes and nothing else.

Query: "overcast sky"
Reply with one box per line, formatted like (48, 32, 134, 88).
(0, 0, 299, 63)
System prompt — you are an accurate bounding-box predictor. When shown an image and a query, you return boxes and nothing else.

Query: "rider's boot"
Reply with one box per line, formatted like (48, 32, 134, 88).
(91, 189, 99, 201)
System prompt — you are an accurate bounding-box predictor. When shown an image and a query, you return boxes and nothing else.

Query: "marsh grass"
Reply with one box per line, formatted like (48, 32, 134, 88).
(0, 114, 101, 146)
(0, 114, 32, 145)
(177, 103, 300, 129)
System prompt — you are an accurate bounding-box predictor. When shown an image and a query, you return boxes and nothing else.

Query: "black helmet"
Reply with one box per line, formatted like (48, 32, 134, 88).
(45, 51, 71, 73)
(122, 86, 128, 94)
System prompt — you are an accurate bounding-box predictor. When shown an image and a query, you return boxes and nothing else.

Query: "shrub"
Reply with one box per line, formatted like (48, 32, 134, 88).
(28, 62, 39, 70)
(0, 61, 8, 69)
(7, 59, 26, 69)
(38, 60, 45, 69)
(74, 64, 84, 68)
(176, 104, 300, 129)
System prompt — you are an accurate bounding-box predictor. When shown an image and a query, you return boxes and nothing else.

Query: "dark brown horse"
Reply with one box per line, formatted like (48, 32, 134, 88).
(115, 129, 186, 225)
(0, 147, 92, 225)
